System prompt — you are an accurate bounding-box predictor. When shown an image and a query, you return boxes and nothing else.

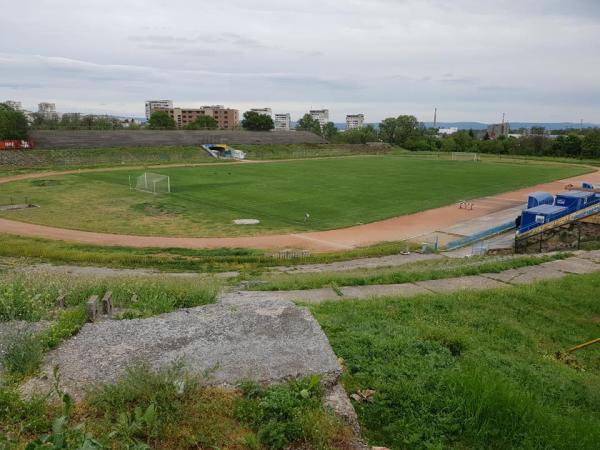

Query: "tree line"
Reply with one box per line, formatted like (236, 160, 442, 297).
(2, 103, 600, 159)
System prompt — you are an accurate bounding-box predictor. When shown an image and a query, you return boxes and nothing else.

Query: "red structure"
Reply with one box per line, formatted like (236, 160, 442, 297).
(0, 139, 34, 150)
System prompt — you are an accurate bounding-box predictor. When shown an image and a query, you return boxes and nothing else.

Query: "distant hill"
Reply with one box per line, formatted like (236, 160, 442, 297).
(424, 122, 599, 131)
(293, 121, 599, 131)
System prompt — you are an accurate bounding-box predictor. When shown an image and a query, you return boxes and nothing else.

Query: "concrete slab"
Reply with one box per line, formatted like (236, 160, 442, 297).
(340, 283, 430, 300)
(22, 299, 341, 399)
(268, 253, 443, 274)
(279, 288, 341, 303)
(441, 204, 523, 236)
(568, 251, 600, 264)
(539, 258, 600, 275)
(481, 268, 524, 283)
(415, 275, 508, 293)
(507, 266, 566, 284)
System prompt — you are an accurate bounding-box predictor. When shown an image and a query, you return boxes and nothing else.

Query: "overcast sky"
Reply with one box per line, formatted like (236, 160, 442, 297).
(1, 0, 599, 122)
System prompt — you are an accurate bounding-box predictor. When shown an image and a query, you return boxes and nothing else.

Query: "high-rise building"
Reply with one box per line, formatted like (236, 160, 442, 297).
(38, 102, 58, 120)
(4, 100, 22, 111)
(158, 105, 239, 129)
(274, 113, 291, 131)
(250, 108, 272, 117)
(145, 100, 173, 120)
(346, 114, 364, 129)
(309, 109, 329, 127)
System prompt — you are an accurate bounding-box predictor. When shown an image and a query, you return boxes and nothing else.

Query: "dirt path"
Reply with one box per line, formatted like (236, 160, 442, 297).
(1, 166, 598, 252)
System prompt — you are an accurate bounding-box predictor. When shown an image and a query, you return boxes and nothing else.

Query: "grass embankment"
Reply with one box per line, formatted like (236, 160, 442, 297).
(249, 253, 570, 290)
(0, 157, 589, 237)
(0, 272, 219, 379)
(0, 146, 219, 174)
(237, 143, 391, 160)
(0, 364, 351, 449)
(310, 273, 600, 449)
(0, 233, 420, 273)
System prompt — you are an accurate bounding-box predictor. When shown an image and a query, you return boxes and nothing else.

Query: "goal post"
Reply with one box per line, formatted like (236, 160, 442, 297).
(451, 152, 480, 162)
(135, 172, 171, 194)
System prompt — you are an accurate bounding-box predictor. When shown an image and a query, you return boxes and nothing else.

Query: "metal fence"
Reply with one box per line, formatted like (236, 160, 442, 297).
(446, 220, 516, 251)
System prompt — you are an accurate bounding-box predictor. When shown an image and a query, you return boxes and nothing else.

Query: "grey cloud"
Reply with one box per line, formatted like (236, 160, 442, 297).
(0, 0, 599, 122)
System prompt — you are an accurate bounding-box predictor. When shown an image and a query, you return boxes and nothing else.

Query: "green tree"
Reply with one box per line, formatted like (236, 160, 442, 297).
(582, 129, 600, 159)
(186, 115, 218, 130)
(0, 103, 29, 139)
(452, 130, 474, 152)
(296, 114, 321, 135)
(378, 115, 423, 147)
(335, 125, 378, 144)
(148, 111, 176, 130)
(59, 113, 82, 130)
(241, 111, 274, 131)
(321, 122, 338, 140)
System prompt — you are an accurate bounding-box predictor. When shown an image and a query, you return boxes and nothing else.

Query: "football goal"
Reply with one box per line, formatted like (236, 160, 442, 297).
(451, 152, 480, 162)
(135, 172, 171, 194)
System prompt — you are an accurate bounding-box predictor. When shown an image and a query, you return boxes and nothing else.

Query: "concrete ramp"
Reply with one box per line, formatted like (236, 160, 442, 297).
(23, 299, 341, 399)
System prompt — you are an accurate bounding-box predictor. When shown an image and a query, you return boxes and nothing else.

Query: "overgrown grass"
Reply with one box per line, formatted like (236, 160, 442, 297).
(0, 233, 421, 273)
(1, 363, 352, 449)
(249, 253, 570, 290)
(0, 273, 220, 379)
(310, 273, 600, 449)
(0, 272, 220, 322)
(2, 307, 88, 379)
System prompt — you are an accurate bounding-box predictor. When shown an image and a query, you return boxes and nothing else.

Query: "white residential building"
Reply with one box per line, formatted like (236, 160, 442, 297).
(274, 113, 291, 131)
(309, 109, 329, 127)
(346, 114, 364, 129)
(250, 108, 272, 117)
(438, 127, 458, 136)
(4, 100, 22, 110)
(145, 99, 173, 120)
(38, 102, 58, 120)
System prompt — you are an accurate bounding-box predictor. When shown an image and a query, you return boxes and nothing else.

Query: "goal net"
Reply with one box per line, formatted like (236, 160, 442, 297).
(135, 172, 171, 194)
(451, 152, 480, 161)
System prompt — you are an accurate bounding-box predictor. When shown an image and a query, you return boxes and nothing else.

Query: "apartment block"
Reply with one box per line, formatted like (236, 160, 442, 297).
(158, 105, 239, 129)
(309, 109, 329, 127)
(346, 114, 364, 129)
(145, 100, 173, 120)
(38, 102, 58, 120)
(4, 100, 22, 111)
(250, 107, 272, 116)
(274, 113, 291, 131)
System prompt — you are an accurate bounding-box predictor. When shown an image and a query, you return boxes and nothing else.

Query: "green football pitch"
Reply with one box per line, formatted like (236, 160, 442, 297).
(0, 157, 590, 237)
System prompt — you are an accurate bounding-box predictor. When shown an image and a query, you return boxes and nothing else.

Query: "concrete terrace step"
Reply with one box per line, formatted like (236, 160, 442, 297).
(221, 251, 600, 304)
(29, 130, 327, 149)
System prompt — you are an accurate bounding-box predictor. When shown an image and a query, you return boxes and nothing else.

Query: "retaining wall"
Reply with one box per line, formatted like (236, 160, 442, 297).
(29, 130, 327, 149)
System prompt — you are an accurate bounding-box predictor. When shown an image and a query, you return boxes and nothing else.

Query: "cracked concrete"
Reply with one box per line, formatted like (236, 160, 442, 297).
(22, 299, 341, 400)
(224, 254, 600, 303)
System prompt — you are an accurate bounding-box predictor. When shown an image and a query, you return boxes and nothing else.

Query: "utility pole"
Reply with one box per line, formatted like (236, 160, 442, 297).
(433, 108, 437, 128)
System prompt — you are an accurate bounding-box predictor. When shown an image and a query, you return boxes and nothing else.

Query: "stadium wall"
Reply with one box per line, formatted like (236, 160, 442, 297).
(29, 130, 327, 149)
